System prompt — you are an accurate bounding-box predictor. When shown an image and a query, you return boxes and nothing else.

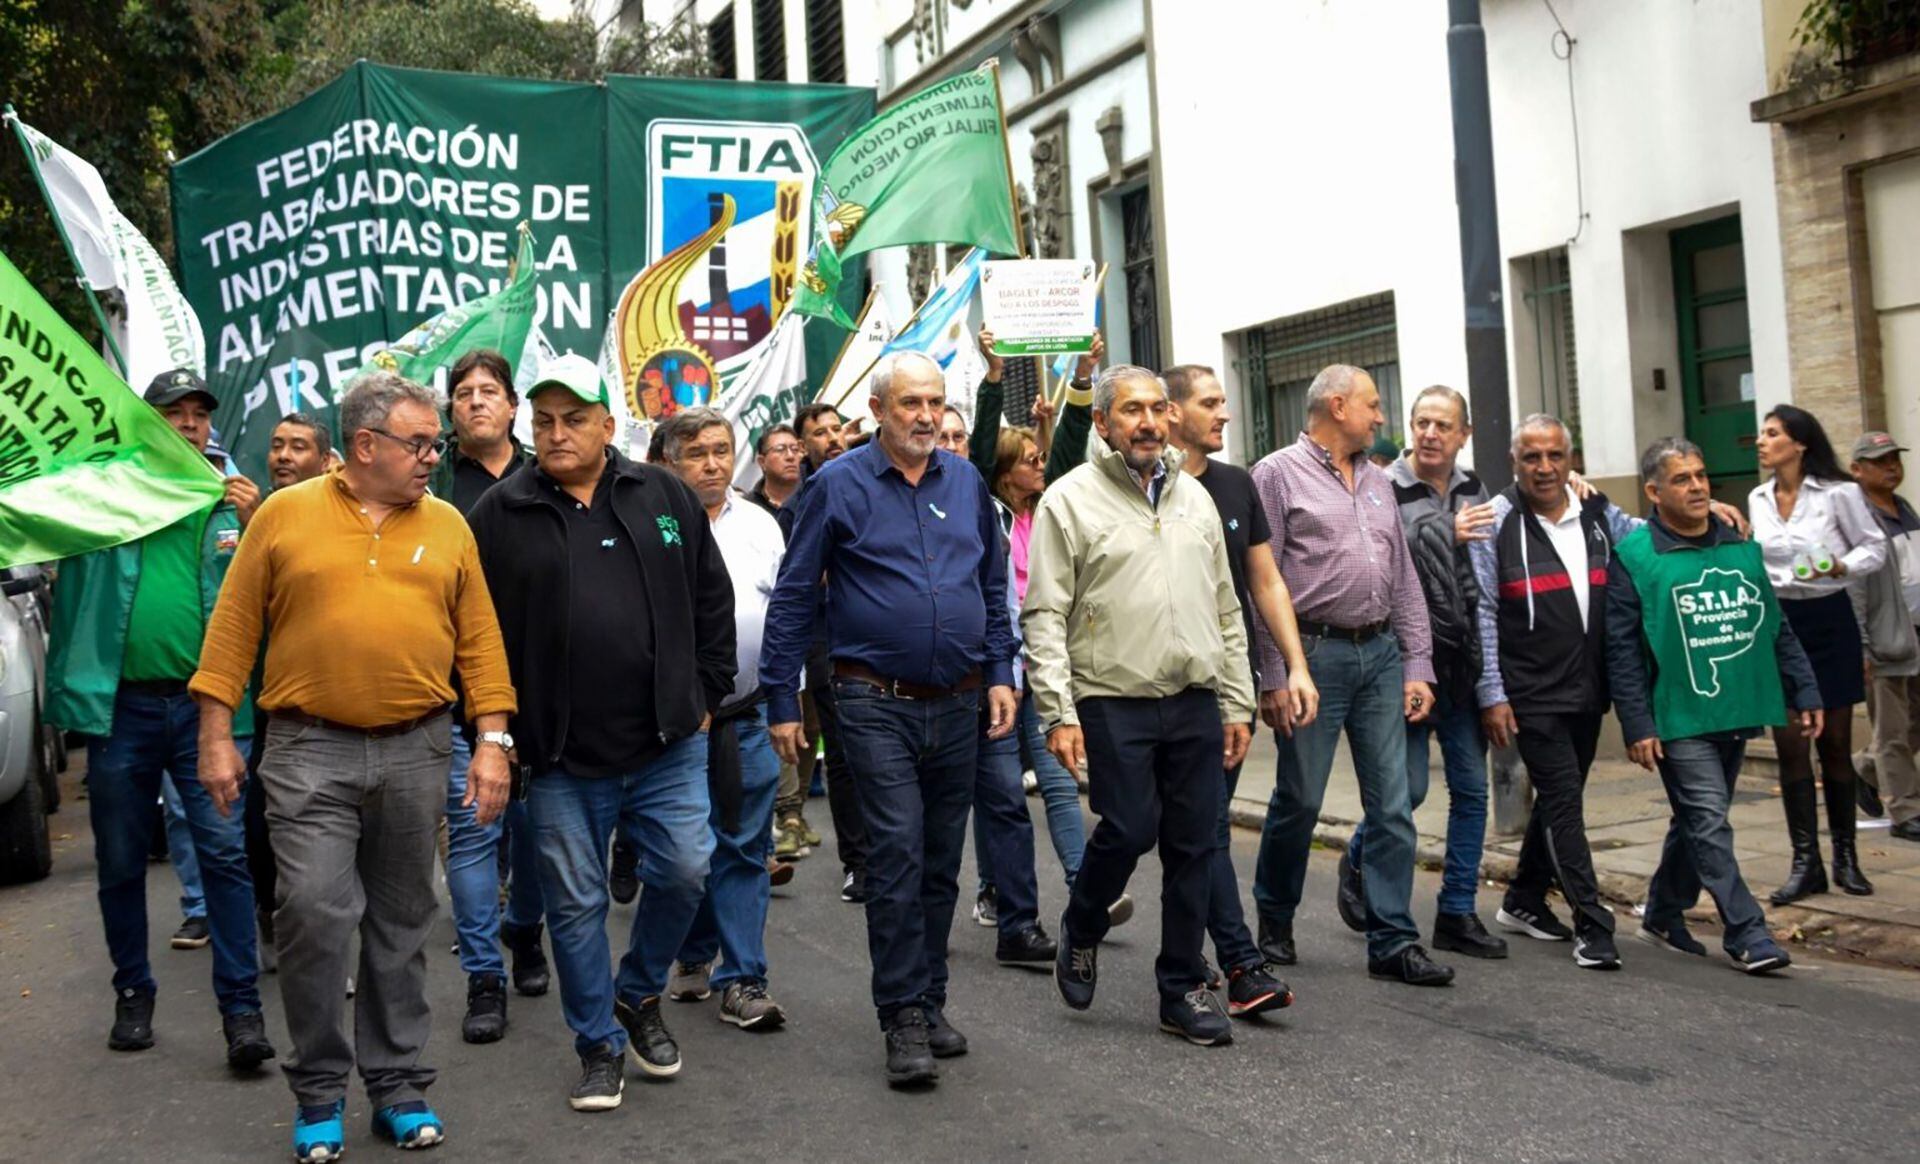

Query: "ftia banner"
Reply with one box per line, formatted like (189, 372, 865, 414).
(171, 62, 872, 480)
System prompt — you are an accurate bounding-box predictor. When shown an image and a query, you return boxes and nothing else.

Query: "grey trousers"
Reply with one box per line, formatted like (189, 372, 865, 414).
(259, 713, 452, 1107)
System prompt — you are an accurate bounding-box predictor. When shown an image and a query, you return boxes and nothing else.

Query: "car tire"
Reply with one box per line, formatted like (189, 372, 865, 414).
(38, 717, 61, 815)
(0, 722, 52, 885)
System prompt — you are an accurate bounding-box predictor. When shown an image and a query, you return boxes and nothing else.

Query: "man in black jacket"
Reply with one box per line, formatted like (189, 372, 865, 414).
(467, 356, 736, 1114)
(1470, 414, 1639, 972)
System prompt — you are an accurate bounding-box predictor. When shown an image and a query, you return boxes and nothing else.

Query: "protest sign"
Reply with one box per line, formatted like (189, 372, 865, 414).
(980, 259, 1098, 356)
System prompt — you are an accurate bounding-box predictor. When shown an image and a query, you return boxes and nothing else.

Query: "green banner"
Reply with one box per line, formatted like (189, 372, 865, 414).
(171, 62, 873, 479)
(0, 249, 224, 569)
(367, 224, 538, 385)
(821, 66, 1020, 261)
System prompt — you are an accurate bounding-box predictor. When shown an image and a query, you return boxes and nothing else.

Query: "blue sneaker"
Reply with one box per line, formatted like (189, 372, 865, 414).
(293, 1100, 345, 1163)
(372, 1102, 444, 1150)
(1729, 938, 1792, 975)
(1636, 918, 1707, 957)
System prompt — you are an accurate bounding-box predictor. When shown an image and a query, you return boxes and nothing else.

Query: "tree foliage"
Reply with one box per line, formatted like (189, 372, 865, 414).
(0, 0, 711, 345)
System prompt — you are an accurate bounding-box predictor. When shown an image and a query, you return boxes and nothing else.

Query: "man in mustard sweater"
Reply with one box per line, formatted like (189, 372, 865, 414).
(191, 372, 516, 1161)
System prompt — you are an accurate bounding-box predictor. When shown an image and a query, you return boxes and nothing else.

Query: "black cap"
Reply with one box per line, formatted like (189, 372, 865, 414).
(144, 368, 217, 410)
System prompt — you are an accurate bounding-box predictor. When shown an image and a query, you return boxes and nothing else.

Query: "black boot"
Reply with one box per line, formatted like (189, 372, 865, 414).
(1825, 771, 1875, 896)
(1769, 778, 1828, 905)
(501, 920, 551, 996)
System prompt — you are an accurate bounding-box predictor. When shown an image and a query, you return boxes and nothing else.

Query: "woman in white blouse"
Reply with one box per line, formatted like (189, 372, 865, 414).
(1750, 405, 1888, 903)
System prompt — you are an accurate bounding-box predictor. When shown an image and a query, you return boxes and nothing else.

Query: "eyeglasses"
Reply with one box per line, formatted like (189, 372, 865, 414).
(370, 428, 449, 462)
(1019, 453, 1045, 468)
(763, 442, 802, 457)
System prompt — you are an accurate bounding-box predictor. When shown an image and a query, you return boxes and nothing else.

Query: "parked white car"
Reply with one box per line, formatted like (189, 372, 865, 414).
(0, 565, 59, 884)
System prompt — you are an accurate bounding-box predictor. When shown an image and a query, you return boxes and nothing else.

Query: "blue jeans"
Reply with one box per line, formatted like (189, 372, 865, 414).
(1022, 695, 1084, 887)
(971, 707, 1040, 935)
(1253, 634, 1421, 961)
(1645, 736, 1771, 954)
(1206, 756, 1261, 972)
(679, 714, 781, 990)
(86, 686, 259, 1013)
(527, 734, 713, 1057)
(445, 733, 545, 975)
(833, 681, 978, 1026)
(161, 778, 205, 920)
(1347, 689, 1488, 916)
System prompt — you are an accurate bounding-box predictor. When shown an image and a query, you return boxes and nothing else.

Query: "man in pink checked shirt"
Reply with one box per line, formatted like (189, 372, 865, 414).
(1246, 364, 1454, 987)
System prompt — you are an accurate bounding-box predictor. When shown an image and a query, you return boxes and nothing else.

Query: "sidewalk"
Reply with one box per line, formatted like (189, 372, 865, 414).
(1230, 726, 1920, 970)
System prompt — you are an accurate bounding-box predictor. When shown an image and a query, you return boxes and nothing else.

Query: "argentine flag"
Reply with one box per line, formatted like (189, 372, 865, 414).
(880, 247, 988, 416)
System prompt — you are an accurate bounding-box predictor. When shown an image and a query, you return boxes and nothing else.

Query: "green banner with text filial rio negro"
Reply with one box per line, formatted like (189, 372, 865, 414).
(171, 62, 873, 483)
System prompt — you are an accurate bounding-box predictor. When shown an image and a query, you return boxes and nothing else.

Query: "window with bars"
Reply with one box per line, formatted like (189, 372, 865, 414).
(806, 0, 845, 83)
(709, 5, 737, 79)
(1240, 293, 1400, 461)
(1515, 248, 1581, 450)
(752, 0, 786, 80)
(1120, 187, 1160, 372)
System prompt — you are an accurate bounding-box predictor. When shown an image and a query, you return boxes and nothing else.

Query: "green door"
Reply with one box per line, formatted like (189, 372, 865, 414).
(1671, 217, 1756, 478)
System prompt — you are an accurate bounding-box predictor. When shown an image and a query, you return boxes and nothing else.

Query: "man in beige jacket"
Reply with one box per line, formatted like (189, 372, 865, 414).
(1023, 364, 1256, 1048)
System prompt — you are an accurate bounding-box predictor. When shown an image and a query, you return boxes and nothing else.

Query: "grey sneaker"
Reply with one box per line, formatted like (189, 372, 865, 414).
(667, 960, 713, 1002)
(719, 980, 787, 1030)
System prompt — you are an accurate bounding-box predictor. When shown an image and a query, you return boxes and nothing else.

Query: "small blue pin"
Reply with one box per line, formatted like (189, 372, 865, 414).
(601, 538, 617, 549)
(929, 503, 947, 519)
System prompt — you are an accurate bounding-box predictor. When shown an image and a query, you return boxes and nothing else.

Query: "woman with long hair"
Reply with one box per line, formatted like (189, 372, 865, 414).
(1750, 405, 1889, 902)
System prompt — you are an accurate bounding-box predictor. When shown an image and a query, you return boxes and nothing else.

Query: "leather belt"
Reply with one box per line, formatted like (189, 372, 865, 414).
(1297, 619, 1390, 643)
(120, 679, 191, 697)
(832, 660, 982, 701)
(273, 705, 453, 739)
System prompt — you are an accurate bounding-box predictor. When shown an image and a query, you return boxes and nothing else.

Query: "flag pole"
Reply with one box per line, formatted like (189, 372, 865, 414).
(984, 61, 1025, 260)
(4, 106, 131, 379)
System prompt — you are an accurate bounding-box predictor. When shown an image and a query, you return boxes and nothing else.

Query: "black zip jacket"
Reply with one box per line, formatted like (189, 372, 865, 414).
(1604, 513, 1821, 745)
(466, 448, 736, 778)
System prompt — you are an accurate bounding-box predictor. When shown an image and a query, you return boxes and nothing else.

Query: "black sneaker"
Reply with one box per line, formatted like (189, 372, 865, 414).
(1200, 958, 1224, 990)
(222, 1010, 276, 1069)
(1256, 915, 1297, 966)
(1858, 780, 1887, 819)
(462, 973, 509, 1043)
(1572, 929, 1622, 971)
(109, 987, 155, 1051)
(841, 869, 869, 904)
(501, 920, 551, 997)
(1367, 943, 1455, 986)
(1495, 901, 1573, 942)
(1335, 851, 1367, 933)
(171, 916, 210, 949)
(996, 924, 1058, 965)
(1225, 964, 1293, 1018)
(1636, 918, 1707, 957)
(569, 1044, 625, 1112)
(614, 995, 681, 1078)
(1433, 911, 1508, 959)
(608, 842, 640, 906)
(925, 1006, 969, 1058)
(1893, 818, 1920, 842)
(1055, 927, 1098, 1011)
(884, 1008, 937, 1086)
(1107, 894, 1135, 927)
(1159, 987, 1233, 1046)
(1728, 937, 1792, 975)
(972, 886, 998, 928)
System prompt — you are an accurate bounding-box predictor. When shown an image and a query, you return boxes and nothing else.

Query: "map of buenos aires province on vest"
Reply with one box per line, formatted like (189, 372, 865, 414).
(1617, 529, 1787, 740)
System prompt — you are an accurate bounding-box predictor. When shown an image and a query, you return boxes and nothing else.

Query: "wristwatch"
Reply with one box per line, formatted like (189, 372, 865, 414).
(477, 730, 514, 752)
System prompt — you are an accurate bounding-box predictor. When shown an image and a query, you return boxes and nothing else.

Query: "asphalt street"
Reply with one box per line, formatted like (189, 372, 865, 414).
(3, 764, 1919, 1163)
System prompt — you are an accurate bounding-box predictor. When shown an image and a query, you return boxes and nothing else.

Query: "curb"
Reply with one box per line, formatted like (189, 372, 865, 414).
(1229, 798, 1920, 973)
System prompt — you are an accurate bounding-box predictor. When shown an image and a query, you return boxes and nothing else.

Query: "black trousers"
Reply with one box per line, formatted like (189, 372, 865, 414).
(1064, 687, 1223, 1003)
(806, 644, 870, 876)
(1509, 709, 1613, 937)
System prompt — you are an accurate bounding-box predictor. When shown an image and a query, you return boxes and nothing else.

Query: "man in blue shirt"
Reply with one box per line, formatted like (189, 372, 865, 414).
(762, 351, 1017, 1089)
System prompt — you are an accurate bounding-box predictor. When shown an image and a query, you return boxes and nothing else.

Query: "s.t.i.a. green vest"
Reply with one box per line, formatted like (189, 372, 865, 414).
(1615, 526, 1788, 740)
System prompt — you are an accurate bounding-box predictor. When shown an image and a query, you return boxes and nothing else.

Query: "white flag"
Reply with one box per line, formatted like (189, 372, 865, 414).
(9, 116, 204, 391)
(718, 313, 810, 490)
(819, 293, 896, 410)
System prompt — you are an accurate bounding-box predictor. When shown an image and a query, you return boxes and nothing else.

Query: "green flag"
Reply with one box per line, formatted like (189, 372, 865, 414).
(363, 223, 540, 385)
(0, 248, 224, 569)
(794, 66, 1020, 326)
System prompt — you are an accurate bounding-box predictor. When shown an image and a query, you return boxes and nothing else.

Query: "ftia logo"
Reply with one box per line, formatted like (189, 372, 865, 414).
(612, 121, 819, 425)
